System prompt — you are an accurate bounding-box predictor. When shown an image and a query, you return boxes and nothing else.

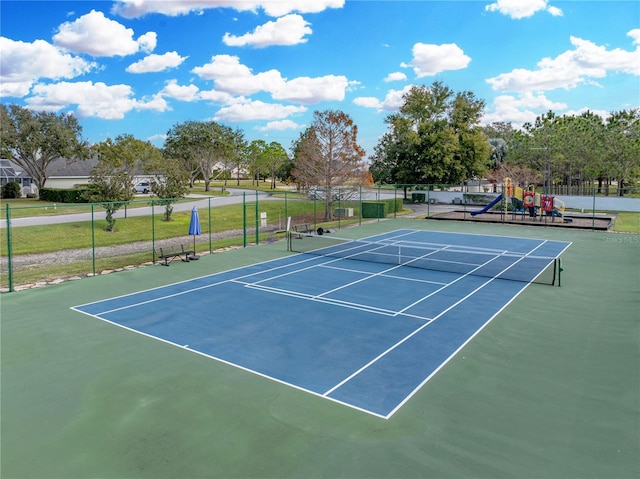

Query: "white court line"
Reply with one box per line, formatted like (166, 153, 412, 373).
(324, 241, 551, 398)
(314, 244, 453, 299)
(242, 282, 407, 317)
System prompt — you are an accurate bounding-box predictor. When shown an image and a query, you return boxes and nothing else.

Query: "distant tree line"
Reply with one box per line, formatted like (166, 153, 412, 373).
(2, 79, 638, 223)
(369, 81, 639, 196)
(0, 103, 369, 229)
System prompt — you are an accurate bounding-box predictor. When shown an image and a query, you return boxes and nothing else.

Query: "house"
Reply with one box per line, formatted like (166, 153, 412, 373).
(43, 157, 99, 190)
(0, 159, 36, 196)
(1, 157, 150, 197)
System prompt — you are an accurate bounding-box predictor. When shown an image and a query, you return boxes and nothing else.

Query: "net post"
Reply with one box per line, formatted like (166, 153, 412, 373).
(557, 258, 563, 287)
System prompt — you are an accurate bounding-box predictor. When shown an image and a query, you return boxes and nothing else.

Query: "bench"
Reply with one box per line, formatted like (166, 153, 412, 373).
(293, 223, 313, 238)
(156, 244, 195, 266)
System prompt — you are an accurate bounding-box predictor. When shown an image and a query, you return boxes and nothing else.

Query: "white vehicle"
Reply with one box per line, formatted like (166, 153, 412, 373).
(133, 181, 151, 194)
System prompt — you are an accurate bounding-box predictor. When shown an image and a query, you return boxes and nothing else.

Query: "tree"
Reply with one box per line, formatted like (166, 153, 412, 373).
(604, 109, 640, 195)
(164, 121, 236, 192)
(246, 140, 289, 188)
(368, 82, 489, 194)
(230, 129, 248, 186)
(144, 150, 189, 222)
(292, 110, 365, 221)
(488, 138, 508, 169)
(0, 104, 90, 197)
(87, 134, 161, 231)
(506, 110, 639, 195)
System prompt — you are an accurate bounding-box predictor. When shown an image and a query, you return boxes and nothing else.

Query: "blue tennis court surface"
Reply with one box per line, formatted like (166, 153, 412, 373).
(72, 229, 571, 418)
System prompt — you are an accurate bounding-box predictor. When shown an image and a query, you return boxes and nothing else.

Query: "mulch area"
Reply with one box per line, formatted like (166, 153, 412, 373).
(426, 210, 614, 230)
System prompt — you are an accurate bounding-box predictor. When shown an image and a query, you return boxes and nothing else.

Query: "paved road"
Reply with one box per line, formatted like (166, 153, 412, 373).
(0, 189, 272, 228)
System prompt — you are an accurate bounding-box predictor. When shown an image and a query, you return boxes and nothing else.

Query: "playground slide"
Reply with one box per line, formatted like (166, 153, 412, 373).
(470, 194, 503, 216)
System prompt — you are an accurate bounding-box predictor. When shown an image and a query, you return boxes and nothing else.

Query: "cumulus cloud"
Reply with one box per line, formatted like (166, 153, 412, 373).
(353, 85, 414, 112)
(401, 43, 471, 77)
(384, 72, 407, 82)
(272, 75, 349, 103)
(112, 0, 344, 19)
(192, 54, 350, 103)
(126, 52, 188, 73)
(213, 99, 306, 122)
(24, 81, 167, 119)
(482, 92, 567, 126)
(192, 54, 281, 95)
(487, 32, 640, 93)
(257, 119, 303, 131)
(53, 10, 156, 56)
(485, 0, 563, 19)
(223, 14, 312, 48)
(353, 97, 382, 109)
(0, 37, 96, 97)
(159, 80, 200, 101)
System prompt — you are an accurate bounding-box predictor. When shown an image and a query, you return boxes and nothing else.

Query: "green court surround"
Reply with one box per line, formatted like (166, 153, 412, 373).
(2, 219, 638, 478)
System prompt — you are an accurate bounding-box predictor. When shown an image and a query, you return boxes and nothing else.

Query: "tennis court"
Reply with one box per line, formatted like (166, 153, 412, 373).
(3, 219, 638, 479)
(72, 229, 570, 418)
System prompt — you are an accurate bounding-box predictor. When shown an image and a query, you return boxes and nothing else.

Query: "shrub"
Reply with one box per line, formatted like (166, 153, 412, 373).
(40, 187, 92, 203)
(1, 181, 21, 199)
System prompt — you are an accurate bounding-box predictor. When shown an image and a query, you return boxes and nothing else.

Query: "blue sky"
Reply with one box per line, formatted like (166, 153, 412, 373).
(1, 0, 638, 156)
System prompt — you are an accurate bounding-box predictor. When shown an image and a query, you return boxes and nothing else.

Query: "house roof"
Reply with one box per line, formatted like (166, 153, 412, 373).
(45, 157, 99, 177)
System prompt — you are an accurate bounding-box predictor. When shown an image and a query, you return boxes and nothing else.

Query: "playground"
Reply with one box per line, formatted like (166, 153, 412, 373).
(430, 178, 615, 230)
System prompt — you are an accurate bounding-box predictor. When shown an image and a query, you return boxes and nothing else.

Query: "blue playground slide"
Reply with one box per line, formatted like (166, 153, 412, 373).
(470, 194, 503, 216)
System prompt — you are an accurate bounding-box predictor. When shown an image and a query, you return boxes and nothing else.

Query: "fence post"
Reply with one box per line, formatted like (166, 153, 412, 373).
(242, 192, 247, 248)
(91, 203, 96, 276)
(359, 185, 362, 226)
(5, 203, 14, 292)
(208, 197, 212, 254)
(255, 191, 259, 245)
(592, 187, 596, 230)
(151, 200, 156, 264)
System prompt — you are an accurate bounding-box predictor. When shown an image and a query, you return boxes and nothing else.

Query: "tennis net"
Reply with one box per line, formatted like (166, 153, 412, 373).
(288, 231, 560, 285)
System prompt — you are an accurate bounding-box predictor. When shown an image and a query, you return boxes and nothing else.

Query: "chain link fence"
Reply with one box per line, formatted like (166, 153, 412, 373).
(2, 184, 638, 292)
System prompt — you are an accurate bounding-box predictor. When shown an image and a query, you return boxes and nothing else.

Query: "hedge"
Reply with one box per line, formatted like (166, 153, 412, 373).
(39, 187, 92, 203)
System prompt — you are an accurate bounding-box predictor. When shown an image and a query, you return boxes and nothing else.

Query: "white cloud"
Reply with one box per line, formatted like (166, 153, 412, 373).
(272, 75, 349, 103)
(354, 85, 414, 112)
(53, 10, 156, 56)
(112, 0, 344, 19)
(257, 119, 302, 131)
(136, 93, 169, 112)
(126, 52, 188, 73)
(260, 0, 344, 17)
(547, 6, 563, 17)
(485, 0, 562, 19)
(26, 81, 135, 118)
(223, 14, 312, 48)
(384, 72, 407, 82)
(214, 99, 306, 122)
(629, 29, 640, 45)
(353, 97, 382, 109)
(482, 92, 567, 126)
(0, 37, 97, 97)
(193, 54, 350, 103)
(487, 33, 640, 93)
(159, 80, 200, 101)
(192, 54, 283, 95)
(199, 89, 237, 104)
(401, 43, 471, 77)
(24, 81, 167, 119)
